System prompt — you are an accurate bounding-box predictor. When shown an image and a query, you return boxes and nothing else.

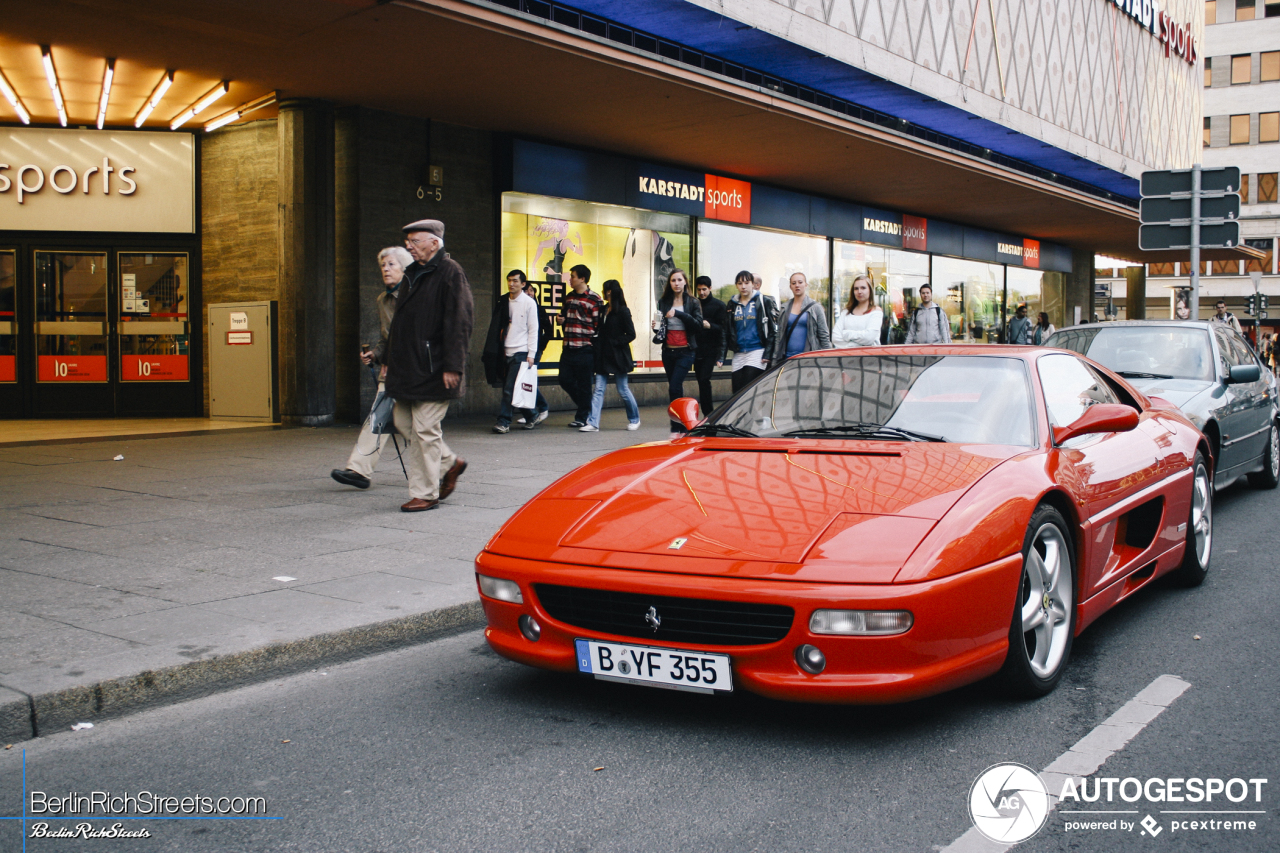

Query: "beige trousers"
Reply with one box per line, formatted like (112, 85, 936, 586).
(392, 399, 457, 501)
(345, 382, 389, 478)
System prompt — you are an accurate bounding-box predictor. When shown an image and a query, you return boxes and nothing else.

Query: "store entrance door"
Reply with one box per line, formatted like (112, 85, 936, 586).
(0, 245, 198, 419)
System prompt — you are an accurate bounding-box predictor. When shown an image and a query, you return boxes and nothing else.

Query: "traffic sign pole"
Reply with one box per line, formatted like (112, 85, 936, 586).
(1190, 164, 1200, 321)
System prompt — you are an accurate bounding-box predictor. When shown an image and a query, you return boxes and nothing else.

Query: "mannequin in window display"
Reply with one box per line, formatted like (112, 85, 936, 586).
(532, 218, 582, 282)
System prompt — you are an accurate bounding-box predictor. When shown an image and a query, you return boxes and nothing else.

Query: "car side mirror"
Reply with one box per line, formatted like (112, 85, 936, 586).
(668, 397, 701, 431)
(1051, 403, 1140, 445)
(1227, 364, 1260, 384)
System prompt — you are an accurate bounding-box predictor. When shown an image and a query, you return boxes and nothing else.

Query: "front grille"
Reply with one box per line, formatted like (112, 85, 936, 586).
(534, 584, 794, 646)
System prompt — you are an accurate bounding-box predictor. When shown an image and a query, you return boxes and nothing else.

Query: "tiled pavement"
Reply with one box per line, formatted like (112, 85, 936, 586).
(0, 406, 674, 741)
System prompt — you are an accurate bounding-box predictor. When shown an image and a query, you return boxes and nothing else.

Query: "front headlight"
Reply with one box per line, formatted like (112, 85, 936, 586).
(476, 573, 523, 604)
(810, 609, 913, 636)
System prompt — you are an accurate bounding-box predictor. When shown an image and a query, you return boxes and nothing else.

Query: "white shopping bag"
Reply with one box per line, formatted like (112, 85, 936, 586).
(512, 361, 539, 410)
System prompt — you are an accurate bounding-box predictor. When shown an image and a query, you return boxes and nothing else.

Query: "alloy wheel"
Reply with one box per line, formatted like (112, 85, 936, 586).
(1191, 463, 1212, 567)
(1020, 523, 1073, 679)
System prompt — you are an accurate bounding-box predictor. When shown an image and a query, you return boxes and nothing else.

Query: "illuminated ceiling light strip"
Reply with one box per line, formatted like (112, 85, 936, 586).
(170, 80, 228, 130)
(96, 58, 115, 129)
(133, 70, 174, 128)
(204, 91, 276, 132)
(41, 45, 67, 127)
(0, 67, 30, 124)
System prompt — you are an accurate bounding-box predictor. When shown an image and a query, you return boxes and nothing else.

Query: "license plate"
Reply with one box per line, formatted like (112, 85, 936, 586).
(575, 638, 733, 694)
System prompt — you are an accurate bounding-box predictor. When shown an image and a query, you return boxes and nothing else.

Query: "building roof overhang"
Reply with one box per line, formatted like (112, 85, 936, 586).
(1, 0, 1246, 262)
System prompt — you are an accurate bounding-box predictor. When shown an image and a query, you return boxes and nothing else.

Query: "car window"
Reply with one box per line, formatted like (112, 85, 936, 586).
(707, 354, 1037, 445)
(1037, 353, 1120, 427)
(1062, 326, 1214, 382)
(1214, 327, 1243, 370)
(1043, 328, 1096, 354)
(1226, 332, 1258, 371)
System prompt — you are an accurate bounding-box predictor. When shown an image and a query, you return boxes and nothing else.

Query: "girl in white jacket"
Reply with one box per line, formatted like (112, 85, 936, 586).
(831, 275, 883, 347)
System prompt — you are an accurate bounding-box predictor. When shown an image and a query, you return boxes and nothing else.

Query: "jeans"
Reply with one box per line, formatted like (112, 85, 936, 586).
(662, 347, 696, 432)
(588, 372, 640, 428)
(558, 346, 596, 422)
(497, 351, 532, 427)
(694, 354, 720, 419)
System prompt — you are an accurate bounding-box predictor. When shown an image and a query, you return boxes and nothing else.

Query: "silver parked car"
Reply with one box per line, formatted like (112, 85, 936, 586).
(1045, 320, 1279, 491)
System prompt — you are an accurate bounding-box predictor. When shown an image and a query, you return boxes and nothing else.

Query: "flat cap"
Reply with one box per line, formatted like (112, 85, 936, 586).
(402, 219, 444, 239)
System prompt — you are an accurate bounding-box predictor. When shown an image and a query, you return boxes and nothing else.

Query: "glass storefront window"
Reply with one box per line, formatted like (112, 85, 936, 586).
(35, 251, 109, 382)
(502, 193, 690, 372)
(0, 251, 14, 382)
(930, 256, 1002, 343)
(832, 242, 929, 343)
(696, 220, 830, 314)
(119, 253, 190, 381)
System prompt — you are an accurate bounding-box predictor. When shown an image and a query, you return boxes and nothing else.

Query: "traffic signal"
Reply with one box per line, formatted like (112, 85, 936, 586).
(1262, 294, 1270, 310)
(1245, 294, 1257, 316)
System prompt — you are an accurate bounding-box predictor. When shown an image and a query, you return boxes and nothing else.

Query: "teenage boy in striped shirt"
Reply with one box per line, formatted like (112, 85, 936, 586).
(558, 264, 604, 427)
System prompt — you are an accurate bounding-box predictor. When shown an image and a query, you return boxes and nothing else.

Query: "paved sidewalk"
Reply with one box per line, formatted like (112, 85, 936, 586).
(0, 406, 675, 742)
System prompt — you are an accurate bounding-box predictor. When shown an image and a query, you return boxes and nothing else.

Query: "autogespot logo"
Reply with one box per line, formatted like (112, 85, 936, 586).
(969, 763, 1051, 844)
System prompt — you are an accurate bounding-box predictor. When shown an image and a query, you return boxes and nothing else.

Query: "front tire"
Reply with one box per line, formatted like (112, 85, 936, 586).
(1171, 452, 1213, 587)
(998, 504, 1077, 699)
(1246, 420, 1279, 489)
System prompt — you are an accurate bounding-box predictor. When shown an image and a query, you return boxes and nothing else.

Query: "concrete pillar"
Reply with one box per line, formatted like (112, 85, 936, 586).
(1124, 266, 1147, 320)
(1066, 247, 1096, 325)
(278, 99, 336, 425)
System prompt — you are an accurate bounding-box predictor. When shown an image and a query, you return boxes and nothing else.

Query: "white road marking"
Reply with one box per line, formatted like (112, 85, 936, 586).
(940, 674, 1191, 852)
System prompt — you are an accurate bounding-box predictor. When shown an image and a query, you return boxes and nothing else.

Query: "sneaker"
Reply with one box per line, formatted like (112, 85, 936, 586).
(521, 419, 538, 430)
(579, 424, 599, 432)
(627, 421, 641, 431)
(533, 410, 550, 426)
(515, 417, 527, 425)
(492, 424, 509, 434)
(567, 420, 586, 428)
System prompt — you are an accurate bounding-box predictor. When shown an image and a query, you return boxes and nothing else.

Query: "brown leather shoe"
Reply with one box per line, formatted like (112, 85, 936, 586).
(400, 497, 439, 512)
(439, 458, 468, 500)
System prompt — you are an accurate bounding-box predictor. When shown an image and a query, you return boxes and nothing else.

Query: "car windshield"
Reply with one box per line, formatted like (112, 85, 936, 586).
(1045, 326, 1214, 382)
(699, 354, 1036, 445)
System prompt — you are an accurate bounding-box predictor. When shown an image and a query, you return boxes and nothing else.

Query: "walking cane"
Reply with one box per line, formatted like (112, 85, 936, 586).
(369, 364, 408, 480)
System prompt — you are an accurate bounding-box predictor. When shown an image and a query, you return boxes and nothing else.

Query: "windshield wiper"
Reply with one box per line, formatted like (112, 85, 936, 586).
(782, 423, 946, 442)
(687, 423, 758, 438)
(1116, 371, 1174, 380)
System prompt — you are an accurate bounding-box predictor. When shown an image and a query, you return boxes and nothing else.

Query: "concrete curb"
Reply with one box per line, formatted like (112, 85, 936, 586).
(1, 601, 484, 744)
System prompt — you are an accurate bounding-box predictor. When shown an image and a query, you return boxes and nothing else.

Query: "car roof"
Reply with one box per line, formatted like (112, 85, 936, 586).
(819, 345, 1049, 361)
(1051, 320, 1213, 332)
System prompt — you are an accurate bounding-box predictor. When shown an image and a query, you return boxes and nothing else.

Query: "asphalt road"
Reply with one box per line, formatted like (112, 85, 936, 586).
(1, 480, 1276, 853)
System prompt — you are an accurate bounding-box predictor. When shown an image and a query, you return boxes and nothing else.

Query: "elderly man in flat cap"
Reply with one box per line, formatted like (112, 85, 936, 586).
(383, 219, 474, 511)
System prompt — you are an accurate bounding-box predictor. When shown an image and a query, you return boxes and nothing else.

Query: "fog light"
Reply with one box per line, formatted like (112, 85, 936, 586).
(518, 614, 541, 642)
(795, 644, 826, 674)
(476, 573, 523, 604)
(810, 609, 913, 636)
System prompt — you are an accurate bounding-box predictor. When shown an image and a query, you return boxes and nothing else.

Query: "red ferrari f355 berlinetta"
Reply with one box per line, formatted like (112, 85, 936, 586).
(476, 347, 1212, 703)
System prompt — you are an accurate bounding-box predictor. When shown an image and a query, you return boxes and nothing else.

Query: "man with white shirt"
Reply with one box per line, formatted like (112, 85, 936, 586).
(493, 269, 541, 433)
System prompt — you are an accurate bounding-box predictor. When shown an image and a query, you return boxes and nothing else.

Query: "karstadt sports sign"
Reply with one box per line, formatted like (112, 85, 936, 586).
(1106, 0, 1199, 65)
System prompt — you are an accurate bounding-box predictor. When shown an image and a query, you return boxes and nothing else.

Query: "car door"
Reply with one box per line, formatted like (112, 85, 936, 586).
(1037, 353, 1162, 597)
(1211, 326, 1259, 477)
(1223, 329, 1272, 467)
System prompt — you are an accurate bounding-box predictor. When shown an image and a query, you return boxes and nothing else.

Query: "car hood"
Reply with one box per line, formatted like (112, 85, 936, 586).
(1121, 378, 1213, 412)
(497, 441, 1022, 582)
